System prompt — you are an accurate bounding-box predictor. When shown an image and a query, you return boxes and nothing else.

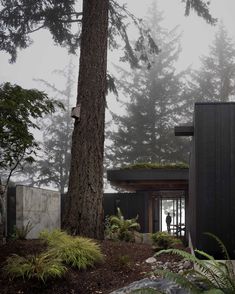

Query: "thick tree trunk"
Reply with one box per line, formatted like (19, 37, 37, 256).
(63, 0, 109, 239)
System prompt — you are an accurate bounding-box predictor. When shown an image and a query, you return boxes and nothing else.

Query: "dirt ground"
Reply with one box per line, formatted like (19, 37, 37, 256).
(0, 239, 182, 294)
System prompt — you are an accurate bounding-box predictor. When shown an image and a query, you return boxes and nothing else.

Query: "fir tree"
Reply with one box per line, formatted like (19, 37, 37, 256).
(190, 22, 235, 102)
(106, 2, 190, 167)
(22, 62, 75, 194)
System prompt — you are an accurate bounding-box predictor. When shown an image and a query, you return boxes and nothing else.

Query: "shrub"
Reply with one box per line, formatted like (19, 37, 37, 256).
(11, 221, 33, 240)
(106, 207, 140, 242)
(40, 229, 103, 269)
(4, 251, 67, 282)
(154, 233, 235, 293)
(151, 231, 182, 250)
(39, 229, 68, 245)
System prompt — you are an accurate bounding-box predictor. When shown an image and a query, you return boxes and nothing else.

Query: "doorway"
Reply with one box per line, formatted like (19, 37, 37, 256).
(153, 190, 185, 236)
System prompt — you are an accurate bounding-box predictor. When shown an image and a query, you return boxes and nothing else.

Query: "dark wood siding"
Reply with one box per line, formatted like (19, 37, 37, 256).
(190, 103, 235, 257)
(103, 193, 147, 232)
(7, 187, 16, 237)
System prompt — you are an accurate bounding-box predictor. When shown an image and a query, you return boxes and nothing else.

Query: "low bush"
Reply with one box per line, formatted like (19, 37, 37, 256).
(40, 229, 103, 269)
(105, 208, 140, 242)
(4, 251, 66, 282)
(39, 229, 68, 245)
(151, 231, 182, 250)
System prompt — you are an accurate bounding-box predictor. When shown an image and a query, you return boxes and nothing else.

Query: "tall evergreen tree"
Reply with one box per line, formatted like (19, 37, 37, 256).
(0, 0, 216, 238)
(106, 2, 190, 167)
(190, 22, 235, 102)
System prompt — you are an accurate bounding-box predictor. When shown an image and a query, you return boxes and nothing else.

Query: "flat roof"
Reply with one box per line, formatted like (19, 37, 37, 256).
(107, 168, 189, 192)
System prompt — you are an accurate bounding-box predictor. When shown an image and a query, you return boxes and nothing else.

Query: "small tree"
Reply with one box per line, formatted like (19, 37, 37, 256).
(0, 82, 62, 238)
(22, 62, 75, 193)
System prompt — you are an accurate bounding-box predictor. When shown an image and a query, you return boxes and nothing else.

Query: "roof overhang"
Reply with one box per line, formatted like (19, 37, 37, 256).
(107, 168, 189, 192)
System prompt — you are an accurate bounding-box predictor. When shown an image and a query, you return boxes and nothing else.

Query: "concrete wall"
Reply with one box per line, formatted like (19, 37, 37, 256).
(16, 186, 61, 239)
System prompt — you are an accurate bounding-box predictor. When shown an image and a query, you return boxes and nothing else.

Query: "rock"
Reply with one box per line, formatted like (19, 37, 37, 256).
(109, 277, 191, 294)
(183, 261, 192, 269)
(145, 257, 157, 264)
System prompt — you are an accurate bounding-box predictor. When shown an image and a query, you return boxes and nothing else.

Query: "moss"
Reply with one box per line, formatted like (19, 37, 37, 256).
(121, 162, 189, 170)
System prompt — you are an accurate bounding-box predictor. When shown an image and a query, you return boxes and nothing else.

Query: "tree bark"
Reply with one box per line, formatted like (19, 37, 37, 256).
(63, 0, 109, 239)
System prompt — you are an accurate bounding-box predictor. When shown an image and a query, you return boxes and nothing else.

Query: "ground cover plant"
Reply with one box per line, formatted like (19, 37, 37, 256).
(39, 229, 103, 269)
(151, 231, 182, 250)
(122, 162, 189, 170)
(4, 250, 66, 282)
(154, 233, 235, 293)
(0, 238, 156, 293)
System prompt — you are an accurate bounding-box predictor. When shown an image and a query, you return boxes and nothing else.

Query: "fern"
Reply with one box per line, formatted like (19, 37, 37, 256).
(107, 207, 140, 242)
(155, 238, 235, 294)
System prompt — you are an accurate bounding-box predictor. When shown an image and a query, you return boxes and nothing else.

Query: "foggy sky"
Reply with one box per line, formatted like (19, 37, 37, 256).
(1, 0, 235, 100)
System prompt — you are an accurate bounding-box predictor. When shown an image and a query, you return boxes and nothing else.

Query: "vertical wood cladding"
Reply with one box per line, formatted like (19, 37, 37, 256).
(190, 103, 235, 257)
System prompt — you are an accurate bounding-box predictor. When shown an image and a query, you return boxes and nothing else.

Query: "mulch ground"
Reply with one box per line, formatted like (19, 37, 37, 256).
(0, 239, 182, 294)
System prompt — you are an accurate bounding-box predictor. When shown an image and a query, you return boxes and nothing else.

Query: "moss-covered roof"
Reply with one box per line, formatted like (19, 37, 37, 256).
(121, 162, 189, 170)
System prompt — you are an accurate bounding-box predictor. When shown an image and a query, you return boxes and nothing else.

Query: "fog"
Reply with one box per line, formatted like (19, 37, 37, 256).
(1, 1, 235, 97)
(1, 0, 235, 191)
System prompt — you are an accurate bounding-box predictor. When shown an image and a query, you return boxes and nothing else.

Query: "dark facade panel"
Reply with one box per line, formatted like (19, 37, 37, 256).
(175, 126, 194, 136)
(7, 187, 16, 237)
(190, 103, 235, 257)
(103, 193, 147, 233)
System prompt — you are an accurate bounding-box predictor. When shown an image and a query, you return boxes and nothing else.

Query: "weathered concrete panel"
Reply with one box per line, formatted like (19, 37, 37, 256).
(16, 186, 61, 239)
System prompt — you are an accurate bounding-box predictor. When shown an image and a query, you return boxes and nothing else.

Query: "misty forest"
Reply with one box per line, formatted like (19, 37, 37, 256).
(1, 1, 235, 294)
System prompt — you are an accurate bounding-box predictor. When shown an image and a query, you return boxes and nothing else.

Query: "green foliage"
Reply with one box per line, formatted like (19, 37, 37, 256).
(106, 208, 140, 242)
(105, 4, 191, 168)
(40, 229, 103, 269)
(4, 251, 67, 282)
(183, 0, 217, 24)
(151, 232, 182, 250)
(22, 63, 75, 193)
(11, 221, 33, 240)
(0, 82, 63, 184)
(123, 162, 189, 170)
(0, 0, 80, 63)
(39, 229, 69, 245)
(190, 23, 235, 103)
(154, 234, 235, 293)
(0, 0, 215, 63)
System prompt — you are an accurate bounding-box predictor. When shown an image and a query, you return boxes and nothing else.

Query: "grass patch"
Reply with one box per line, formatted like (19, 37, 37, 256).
(40, 229, 103, 269)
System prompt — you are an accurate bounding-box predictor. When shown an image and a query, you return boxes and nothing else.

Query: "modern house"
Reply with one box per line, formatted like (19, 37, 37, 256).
(106, 167, 188, 236)
(107, 102, 235, 258)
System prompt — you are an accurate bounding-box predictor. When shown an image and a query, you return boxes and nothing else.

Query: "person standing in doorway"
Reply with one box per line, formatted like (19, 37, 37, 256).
(166, 212, 172, 234)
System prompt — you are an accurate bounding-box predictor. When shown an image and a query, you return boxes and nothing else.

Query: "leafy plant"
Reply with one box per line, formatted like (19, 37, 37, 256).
(154, 233, 235, 293)
(151, 232, 182, 250)
(107, 207, 140, 242)
(11, 221, 33, 240)
(4, 250, 67, 282)
(40, 229, 103, 269)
